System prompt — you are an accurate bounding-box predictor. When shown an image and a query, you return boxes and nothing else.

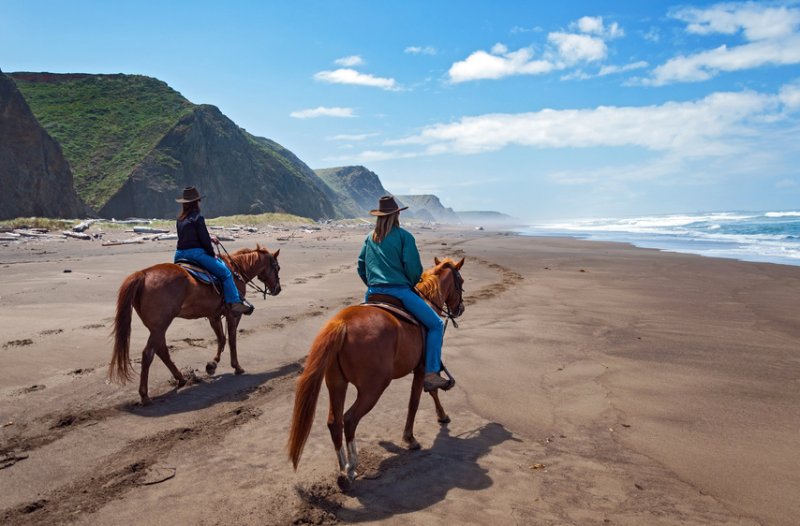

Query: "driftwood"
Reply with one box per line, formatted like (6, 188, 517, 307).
(15, 230, 50, 238)
(62, 231, 92, 240)
(72, 220, 98, 232)
(0, 233, 21, 241)
(154, 233, 178, 241)
(102, 239, 146, 246)
(133, 226, 169, 234)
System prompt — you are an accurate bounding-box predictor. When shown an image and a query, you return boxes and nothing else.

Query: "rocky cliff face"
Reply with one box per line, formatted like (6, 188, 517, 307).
(0, 70, 85, 219)
(314, 166, 389, 215)
(100, 105, 336, 219)
(396, 194, 461, 224)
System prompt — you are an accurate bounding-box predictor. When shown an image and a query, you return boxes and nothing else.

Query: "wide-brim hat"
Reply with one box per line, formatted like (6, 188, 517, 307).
(370, 195, 408, 216)
(175, 186, 203, 203)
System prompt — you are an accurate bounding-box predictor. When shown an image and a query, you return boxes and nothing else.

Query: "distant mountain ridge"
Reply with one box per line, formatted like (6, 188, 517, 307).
(0, 70, 86, 219)
(314, 166, 389, 216)
(10, 72, 336, 219)
(396, 194, 461, 223)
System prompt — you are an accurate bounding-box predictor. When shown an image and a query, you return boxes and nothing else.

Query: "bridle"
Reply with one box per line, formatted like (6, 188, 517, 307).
(216, 242, 279, 300)
(427, 263, 465, 331)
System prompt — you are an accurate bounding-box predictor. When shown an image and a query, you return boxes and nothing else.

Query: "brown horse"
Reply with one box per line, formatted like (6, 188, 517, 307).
(288, 257, 465, 489)
(109, 244, 281, 405)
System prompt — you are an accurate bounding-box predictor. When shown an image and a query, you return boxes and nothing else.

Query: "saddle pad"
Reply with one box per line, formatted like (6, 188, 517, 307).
(175, 261, 218, 287)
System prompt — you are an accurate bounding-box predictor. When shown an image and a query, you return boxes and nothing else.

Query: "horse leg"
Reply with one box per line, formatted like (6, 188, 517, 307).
(226, 314, 245, 374)
(343, 383, 388, 482)
(428, 390, 451, 424)
(206, 316, 226, 375)
(153, 335, 186, 389)
(138, 334, 157, 405)
(402, 367, 425, 450)
(326, 375, 348, 489)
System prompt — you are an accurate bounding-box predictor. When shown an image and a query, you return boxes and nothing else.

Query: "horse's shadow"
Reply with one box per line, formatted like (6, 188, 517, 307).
(120, 361, 301, 418)
(301, 422, 519, 522)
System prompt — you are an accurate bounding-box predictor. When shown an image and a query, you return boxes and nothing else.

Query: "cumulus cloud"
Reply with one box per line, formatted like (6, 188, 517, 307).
(405, 46, 437, 55)
(547, 32, 607, 64)
(572, 16, 624, 39)
(448, 45, 556, 82)
(289, 106, 355, 119)
(647, 3, 800, 85)
(314, 68, 398, 90)
(334, 55, 364, 67)
(388, 87, 799, 156)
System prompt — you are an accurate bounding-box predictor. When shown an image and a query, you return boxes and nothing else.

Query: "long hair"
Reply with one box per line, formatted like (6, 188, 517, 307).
(372, 213, 399, 243)
(178, 201, 200, 220)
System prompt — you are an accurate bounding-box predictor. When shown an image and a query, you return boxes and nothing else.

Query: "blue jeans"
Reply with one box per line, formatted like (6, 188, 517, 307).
(175, 248, 241, 304)
(366, 285, 444, 373)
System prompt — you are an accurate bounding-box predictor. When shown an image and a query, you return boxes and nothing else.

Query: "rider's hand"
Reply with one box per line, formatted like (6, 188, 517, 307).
(211, 235, 220, 245)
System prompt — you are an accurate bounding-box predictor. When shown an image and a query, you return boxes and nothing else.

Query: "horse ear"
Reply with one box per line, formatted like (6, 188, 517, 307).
(273, 249, 280, 259)
(434, 257, 441, 265)
(455, 257, 464, 269)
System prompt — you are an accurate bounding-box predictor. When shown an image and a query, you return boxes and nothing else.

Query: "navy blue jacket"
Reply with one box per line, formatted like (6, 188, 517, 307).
(176, 211, 215, 256)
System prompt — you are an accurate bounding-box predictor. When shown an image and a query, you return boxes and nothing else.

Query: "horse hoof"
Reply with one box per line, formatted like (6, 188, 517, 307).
(177, 378, 187, 388)
(234, 367, 245, 375)
(140, 397, 152, 406)
(407, 439, 421, 451)
(336, 474, 351, 492)
(438, 415, 451, 424)
(205, 362, 217, 375)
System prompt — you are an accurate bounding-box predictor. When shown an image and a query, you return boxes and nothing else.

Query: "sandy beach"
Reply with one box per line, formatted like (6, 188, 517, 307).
(1, 225, 798, 525)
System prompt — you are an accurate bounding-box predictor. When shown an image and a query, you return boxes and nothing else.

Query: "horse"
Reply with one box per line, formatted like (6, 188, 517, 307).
(109, 244, 281, 405)
(287, 257, 465, 489)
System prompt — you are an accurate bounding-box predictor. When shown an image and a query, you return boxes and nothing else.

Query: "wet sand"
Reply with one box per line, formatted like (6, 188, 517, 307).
(0, 226, 798, 525)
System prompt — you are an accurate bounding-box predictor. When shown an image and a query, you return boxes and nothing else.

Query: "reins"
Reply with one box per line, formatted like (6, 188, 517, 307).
(216, 241, 273, 300)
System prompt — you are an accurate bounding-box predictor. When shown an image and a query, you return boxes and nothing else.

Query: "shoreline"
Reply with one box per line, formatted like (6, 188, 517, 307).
(1, 225, 798, 524)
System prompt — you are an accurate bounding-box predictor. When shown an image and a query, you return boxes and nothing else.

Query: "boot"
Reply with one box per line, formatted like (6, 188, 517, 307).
(424, 372, 454, 392)
(229, 299, 254, 315)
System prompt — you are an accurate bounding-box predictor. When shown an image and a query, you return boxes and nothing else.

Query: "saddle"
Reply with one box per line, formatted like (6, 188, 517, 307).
(362, 294, 420, 326)
(175, 260, 222, 296)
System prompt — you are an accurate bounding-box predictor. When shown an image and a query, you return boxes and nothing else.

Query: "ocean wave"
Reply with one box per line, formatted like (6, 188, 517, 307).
(765, 211, 800, 218)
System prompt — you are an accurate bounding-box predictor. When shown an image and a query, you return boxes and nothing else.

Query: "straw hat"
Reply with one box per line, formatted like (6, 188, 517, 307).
(175, 186, 203, 203)
(369, 195, 408, 216)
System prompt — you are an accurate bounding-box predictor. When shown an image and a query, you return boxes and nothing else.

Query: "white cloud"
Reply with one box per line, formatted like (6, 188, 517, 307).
(324, 149, 420, 163)
(598, 61, 649, 76)
(572, 16, 624, 39)
(289, 106, 355, 119)
(547, 32, 607, 64)
(405, 46, 437, 55)
(389, 87, 800, 156)
(672, 3, 800, 41)
(448, 45, 556, 83)
(314, 68, 398, 90)
(648, 3, 800, 85)
(779, 81, 800, 110)
(510, 25, 542, 34)
(334, 55, 364, 67)
(326, 132, 379, 141)
(648, 35, 800, 85)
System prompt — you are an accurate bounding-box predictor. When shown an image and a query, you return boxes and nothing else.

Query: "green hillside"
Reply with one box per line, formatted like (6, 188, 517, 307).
(11, 73, 192, 209)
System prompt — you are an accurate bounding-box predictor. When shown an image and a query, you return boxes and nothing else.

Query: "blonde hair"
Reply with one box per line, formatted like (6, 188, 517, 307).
(372, 213, 399, 243)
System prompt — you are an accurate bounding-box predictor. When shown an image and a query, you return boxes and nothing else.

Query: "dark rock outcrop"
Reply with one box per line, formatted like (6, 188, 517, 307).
(396, 194, 461, 224)
(314, 166, 390, 216)
(100, 105, 336, 219)
(0, 70, 85, 219)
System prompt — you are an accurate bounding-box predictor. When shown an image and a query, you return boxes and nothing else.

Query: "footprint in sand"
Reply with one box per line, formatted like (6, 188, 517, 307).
(4, 339, 33, 348)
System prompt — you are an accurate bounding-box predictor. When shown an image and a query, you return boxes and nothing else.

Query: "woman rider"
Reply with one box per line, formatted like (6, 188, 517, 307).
(357, 195, 453, 392)
(173, 186, 253, 315)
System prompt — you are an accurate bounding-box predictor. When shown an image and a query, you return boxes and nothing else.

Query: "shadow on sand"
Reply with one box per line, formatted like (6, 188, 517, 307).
(120, 361, 301, 418)
(299, 422, 519, 522)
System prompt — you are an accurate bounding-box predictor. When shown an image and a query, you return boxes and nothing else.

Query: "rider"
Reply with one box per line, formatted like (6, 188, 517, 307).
(173, 186, 253, 315)
(357, 195, 453, 392)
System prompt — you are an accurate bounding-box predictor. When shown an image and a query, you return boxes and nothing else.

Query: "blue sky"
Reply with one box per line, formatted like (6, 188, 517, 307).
(2, 0, 799, 220)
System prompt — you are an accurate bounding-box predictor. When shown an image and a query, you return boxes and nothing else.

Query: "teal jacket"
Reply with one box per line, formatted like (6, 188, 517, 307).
(358, 227, 423, 288)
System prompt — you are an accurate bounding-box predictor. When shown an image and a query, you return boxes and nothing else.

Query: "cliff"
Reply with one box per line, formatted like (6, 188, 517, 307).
(396, 194, 461, 224)
(314, 166, 389, 216)
(0, 70, 86, 219)
(11, 73, 336, 219)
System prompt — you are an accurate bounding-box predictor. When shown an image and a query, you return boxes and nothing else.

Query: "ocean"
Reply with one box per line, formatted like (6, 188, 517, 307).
(522, 211, 800, 267)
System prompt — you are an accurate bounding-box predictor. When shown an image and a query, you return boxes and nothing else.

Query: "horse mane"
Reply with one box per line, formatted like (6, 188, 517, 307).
(416, 258, 457, 303)
(231, 243, 270, 256)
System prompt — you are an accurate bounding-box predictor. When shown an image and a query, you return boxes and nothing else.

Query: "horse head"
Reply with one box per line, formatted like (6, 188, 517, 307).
(432, 257, 466, 318)
(255, 244, 281, 296)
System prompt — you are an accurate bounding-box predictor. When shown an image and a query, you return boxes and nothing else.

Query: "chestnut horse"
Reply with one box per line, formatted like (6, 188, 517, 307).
(288, 257, 465, 489)
(109, 244, 281, 405)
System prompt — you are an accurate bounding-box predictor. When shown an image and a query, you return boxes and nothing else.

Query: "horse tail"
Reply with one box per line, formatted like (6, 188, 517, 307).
(109, 271, 145, 384)
(288, 318, 347, 470)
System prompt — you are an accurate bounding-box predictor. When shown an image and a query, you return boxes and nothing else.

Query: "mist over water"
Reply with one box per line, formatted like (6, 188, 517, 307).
(522, 211, 800, 266)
